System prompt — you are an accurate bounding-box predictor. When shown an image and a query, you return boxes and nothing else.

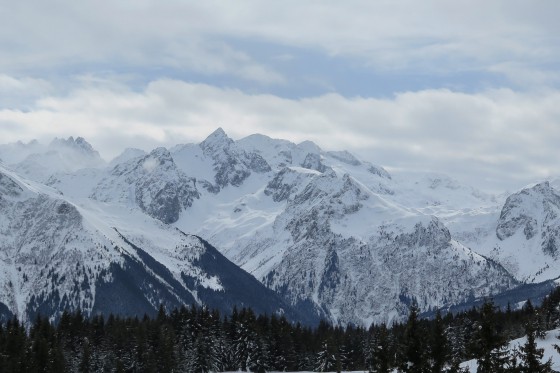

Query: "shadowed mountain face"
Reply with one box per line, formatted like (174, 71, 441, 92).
(0, 166, 318, 325)
(4, 129, 560, 326)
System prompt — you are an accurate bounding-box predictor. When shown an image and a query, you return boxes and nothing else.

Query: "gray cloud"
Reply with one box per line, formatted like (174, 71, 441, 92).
(1, 1, 559, 193)
(1, 1, 558, 88)
(1, 79, 559, 192)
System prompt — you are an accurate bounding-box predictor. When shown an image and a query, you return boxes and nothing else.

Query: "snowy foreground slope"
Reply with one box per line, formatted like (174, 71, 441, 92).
(461, 328, 560, 372)
(219, 329, 560, 373)
(3, 128, 560, 326)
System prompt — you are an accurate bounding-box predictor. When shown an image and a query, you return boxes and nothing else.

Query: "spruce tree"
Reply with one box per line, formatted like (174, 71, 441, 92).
(472, 300, 513, 373)
(400, 303, 428, 373)
(247, 337, 268, 373)
(186, 334, 211, 373)
(79, 338, 91, 373)
(366, 324, 391, 373)
(337, 343, 351, 372)
(209, 310, 229, 372)
(315, 341, 336, 372)
(429, 310, 449, 373)
(519, 320, 553, 373)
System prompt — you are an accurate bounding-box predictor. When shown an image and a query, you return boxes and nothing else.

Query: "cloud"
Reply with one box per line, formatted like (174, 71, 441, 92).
(1, 78, 560, 192)
(161, 39, 285, 84)
(1, 1, 558, 90)
(0, 75, 53, 108)
(0, 2, 285, 85)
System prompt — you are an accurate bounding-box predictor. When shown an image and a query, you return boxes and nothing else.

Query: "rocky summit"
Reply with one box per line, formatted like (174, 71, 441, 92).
(1, 129, 560, 326)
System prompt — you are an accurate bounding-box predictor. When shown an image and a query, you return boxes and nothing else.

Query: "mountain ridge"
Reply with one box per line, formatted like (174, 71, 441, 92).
(2, 129, 559, 326)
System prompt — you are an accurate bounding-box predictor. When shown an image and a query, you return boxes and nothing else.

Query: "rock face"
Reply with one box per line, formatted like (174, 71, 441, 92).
(301, 153, 329, 173)
(232, 169, 515, 325)
(92, 147, 199, 224)
(0, 165, 310, 325)
(200, 128, 271, 190)
(475, 182, 560, 281)
(3, 128, 554, 327)
(497, 182, 560, 245)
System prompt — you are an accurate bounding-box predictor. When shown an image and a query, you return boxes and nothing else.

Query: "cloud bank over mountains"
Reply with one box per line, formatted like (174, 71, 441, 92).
(1, 0, 559, 192)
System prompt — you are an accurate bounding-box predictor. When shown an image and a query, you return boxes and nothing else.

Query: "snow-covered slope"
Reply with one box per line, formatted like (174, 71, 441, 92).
(462, 328, 560, 372)
(108, 148, 147, 168)
(0, 164, 306, 325)
(91, 147, 199, 224)
(445, 182, 560, 284)
(4, 128, 560, 327)
(183, 166, 514, 326)
(171, 132, 517, 325)
(12, 136, 106, 182)
(0, 140, 45, 165)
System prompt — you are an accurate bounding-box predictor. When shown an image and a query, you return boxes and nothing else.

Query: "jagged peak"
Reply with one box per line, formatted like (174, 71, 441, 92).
(506, 181, 559, 202)
(200, 127, 234, 151)
(211, 127, 227, 137)
(75, 137, 94, 150)
(525, 181, 553, 194)
(117, 147, 175, 175)
(49, 136, 99, 157)
(144, 147, 174, 166)
(148, 146, 171, 158)
(497, 180, 560, 242)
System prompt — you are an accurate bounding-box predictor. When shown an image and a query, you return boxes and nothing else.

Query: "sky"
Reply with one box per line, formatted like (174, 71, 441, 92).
(1, 1, 560, 193)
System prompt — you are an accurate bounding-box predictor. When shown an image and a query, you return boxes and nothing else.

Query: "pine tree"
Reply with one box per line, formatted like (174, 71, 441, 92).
(429, 310, 449, 373)
(366, 324, 391, 373)
(315, 341, 336, 372)
(233, 320, 251, 371)
(337, 343, 351, 372)
(400, 303, 428, 373)
(79, 338, 91, 373)
(446, 318, 471, 373)
(246, 337, 268, 373)
(520, 319, 553, 373)
(472, 300, 513, 373)
(209, 310, 229, 372)
(533, 309, 547, 340)
(186, 334, 211, 373)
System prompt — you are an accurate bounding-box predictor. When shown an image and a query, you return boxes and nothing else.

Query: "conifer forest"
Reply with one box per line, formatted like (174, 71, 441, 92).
(2, 288, 560, 372)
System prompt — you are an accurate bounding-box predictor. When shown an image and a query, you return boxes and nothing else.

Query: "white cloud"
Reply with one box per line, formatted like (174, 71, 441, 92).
(0, 75, 53, 108)
(1, 1, 558, 87)
(161, 39, 285, 84)
(1, 79, 560, 192)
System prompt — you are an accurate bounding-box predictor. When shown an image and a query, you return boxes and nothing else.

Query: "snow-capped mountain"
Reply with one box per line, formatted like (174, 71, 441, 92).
(3, 128, 560, 326)
(451, 182, 560, 284)
(171, 135, 516, 325)
(0, 139, 45, 165)
(7, 136, 106, 182)
(91, 147, 199, 224)
(0, 164, 308, 325)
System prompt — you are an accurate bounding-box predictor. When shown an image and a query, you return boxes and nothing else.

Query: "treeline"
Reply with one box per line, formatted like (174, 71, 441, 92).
(2, 288, 560, 372)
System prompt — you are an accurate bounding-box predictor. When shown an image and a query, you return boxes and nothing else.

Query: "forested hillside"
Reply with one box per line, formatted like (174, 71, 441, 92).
(3, 287, 560, 372)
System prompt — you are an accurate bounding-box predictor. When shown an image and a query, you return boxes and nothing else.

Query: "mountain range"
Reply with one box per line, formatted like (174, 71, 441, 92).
(1, 129, 559, 326)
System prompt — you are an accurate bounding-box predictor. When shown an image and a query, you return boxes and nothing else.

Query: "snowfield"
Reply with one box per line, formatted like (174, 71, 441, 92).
(2, 129, 560, 327)
(461, 328, 560, 372)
